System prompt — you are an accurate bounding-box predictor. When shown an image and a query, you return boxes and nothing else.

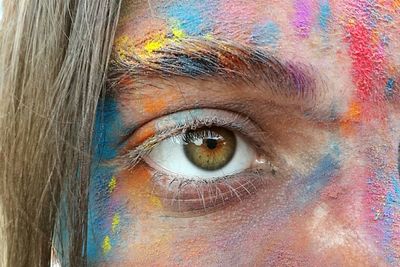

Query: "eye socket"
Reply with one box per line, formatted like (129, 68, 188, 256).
(120, 108, 274, 214)
(144, 126, 259, 180)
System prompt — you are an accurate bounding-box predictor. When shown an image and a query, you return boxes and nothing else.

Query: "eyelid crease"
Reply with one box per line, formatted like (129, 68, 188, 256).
(109, 109, 270, 171)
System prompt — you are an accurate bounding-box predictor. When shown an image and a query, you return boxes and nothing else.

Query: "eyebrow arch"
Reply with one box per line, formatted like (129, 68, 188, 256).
(107, 38, 323, 101)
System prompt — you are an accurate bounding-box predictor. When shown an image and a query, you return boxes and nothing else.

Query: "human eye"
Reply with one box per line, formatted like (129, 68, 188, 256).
(117, 109, 276, 215)
(146, 126, 259, 179)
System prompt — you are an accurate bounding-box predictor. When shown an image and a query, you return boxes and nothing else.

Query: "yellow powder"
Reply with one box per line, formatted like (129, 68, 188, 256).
(149, 195, 162, 208)
(108, 176, 117, 193)
(102, 236, 112, 254)
(111, 214, 120, 233)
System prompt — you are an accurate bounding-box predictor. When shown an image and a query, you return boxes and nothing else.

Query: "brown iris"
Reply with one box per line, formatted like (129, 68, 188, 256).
(183, 127, 236, 171)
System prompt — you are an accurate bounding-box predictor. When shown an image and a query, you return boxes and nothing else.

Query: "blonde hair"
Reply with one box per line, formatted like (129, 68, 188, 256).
(0, 1, 121, 266)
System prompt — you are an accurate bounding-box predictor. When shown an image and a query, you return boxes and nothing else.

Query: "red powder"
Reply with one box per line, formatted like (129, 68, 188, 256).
(345, 18, 389, 124)
(346, 23, 385, 102)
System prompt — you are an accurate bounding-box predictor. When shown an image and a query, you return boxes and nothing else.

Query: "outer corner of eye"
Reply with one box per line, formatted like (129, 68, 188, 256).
(144, 126, 264, 180)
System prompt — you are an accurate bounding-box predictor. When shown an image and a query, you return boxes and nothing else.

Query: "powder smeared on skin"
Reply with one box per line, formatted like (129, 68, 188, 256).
(345, 22, 386, 116)
(109, 176, 117, 193)
(385, 78, 395, 98)
(102, 236, 112, 254)
(149, 195, 163, 208)
(115, 26, 187, 60)
(171, 24, 187, 40)
(144, 32, 169, 55)
(115, 35, 136, 60)
(250, 21, 281, 47)
(166, 2, 205, 36)
(293, 0, 314, 38)
(112, 214, 121, 233)
(340, 101, 362, 136)
(294, 142, 341, 205)
(383, 180, 399, 264)
(319, 0, 331, 33)
(394, 0, 400, 9)
(88, 98, 129, 261)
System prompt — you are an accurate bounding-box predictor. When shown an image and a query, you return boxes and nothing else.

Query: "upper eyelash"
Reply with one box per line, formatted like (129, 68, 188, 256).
(110, 114, 260, 171)
(180, 128, 224, 144)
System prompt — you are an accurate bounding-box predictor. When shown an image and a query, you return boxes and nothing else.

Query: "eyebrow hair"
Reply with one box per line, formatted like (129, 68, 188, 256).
(107, 38, 322, 101)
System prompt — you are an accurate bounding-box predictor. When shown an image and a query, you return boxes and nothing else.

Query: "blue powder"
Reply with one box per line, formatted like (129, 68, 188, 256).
(382, 176, 400, 264)
(383, 192, 395, 264)
(385, 78, 395, 97)
(293, 142, 340, 205)
(251, 21, 281, 47)
(88, 98, 126, 261)
(165, 1, 206, 36)
(319, 0, 332, 33)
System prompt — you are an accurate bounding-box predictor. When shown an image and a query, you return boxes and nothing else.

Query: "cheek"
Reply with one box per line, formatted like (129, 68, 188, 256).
(116, 165, 164, 214)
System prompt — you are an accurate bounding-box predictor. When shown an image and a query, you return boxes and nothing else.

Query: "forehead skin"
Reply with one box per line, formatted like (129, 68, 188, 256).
(115, 0, 400, 119)
(90, 0, 400, 265)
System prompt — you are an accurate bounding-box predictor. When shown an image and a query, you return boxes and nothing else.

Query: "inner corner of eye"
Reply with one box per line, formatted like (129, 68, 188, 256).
(144, 126, 264, 179)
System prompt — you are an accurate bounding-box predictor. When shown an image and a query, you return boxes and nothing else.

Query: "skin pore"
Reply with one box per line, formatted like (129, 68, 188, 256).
(88, 0, 400, 265)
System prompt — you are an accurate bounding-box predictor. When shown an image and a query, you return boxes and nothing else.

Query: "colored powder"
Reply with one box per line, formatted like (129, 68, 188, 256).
(394, 0, 400, 9)
(319, 0, 331, 33)
(88, 98, 126, 261)
(149, 195, 163, 208)
(108, 176, 117, 193)
(250, 21, 281, 47)
(142, 96, 167, 114)
(339, 101, 363, 136)
(381, 34, 390, 46)
(144, 33, 168, 55)
(140, 26, 187, 58)
(166, 2, 205, 36)
(385, 78, 395, 97)
(382, 176, 400, 263)
(383, 192, 395, 263)
(114, 35, 136, 60)
(293, 0, 314, 38)
(112, 214, 120, 233)
(102, 236, 112, 254)
(171, 25, 187, 40)
(346, 22, 384, 101)
(295, 142, 340, 205)
(159, 53, 219, 77)
(393, 175, 400, 200)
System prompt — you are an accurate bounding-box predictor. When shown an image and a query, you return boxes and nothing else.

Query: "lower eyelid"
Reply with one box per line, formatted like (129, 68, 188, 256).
(148, 168, 272, 216)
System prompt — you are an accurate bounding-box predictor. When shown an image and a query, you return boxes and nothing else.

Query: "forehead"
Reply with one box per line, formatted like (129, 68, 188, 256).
(117, 0, 399, 41)
(114, 0, 399, 108)
(115, 0, 400, 68)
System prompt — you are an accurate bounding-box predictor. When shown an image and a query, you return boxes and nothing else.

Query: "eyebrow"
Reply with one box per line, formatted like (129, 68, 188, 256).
(107, 38, 322, 101)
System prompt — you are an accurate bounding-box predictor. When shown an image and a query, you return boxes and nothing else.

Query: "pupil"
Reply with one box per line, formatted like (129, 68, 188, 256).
(205, 138, 218, 150)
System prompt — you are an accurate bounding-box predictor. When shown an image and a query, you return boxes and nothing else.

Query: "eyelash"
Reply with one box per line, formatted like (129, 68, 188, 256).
(149, 168, 272, 214)
(111, 109, 277, 214)
(114, 109, 267, 170)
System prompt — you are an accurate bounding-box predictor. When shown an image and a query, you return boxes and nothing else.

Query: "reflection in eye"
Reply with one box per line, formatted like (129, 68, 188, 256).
(145, 126, 259, 180)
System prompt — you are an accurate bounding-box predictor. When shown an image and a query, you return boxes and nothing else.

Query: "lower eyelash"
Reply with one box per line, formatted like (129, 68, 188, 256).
(147, 167, 275, 215)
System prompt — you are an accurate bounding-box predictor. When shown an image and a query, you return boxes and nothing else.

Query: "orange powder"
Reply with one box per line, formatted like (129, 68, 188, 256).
(340, 100, 362, 136)
(118, 165, 163, 211)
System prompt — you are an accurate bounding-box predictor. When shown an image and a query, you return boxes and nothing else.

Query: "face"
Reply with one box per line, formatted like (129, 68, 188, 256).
(88, 0, 400, 265)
